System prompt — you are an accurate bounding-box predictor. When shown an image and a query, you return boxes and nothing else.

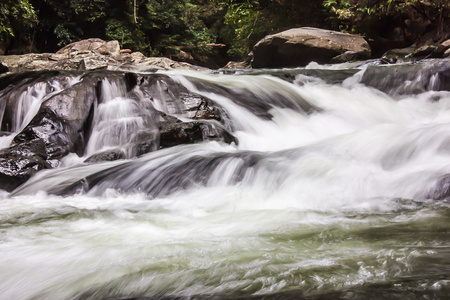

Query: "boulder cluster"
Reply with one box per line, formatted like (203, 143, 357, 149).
(0, 38, 204, 74)
(2, 27, 450, 72)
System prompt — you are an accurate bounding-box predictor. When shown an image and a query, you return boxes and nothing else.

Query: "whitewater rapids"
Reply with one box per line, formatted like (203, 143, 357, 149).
(0, 60, 449, 299)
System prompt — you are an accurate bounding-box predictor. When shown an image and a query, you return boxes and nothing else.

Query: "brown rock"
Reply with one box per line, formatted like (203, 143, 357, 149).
(0, 38, 204, 73)
(330, 51, 359, 63)
(97, 40, 121, 56)
(129, 52, 145, 61)
(442, 39, 450, 49)
(80, 56, 111, 70)
(172, 50, 194, 63)
(222, 61, 250, 69)
(56, 38, 106, 55)
(252, 27, 371, 68)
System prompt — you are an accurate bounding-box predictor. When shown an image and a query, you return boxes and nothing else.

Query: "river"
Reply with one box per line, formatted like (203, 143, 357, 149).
(0, 59, 449, 299)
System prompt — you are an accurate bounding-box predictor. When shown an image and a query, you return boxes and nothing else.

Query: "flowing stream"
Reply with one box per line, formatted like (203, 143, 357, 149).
(0, 60, 449, 299)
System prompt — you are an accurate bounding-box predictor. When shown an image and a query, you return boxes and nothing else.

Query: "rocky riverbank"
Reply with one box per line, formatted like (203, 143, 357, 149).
(0, 38, 205, 74)
(2, 27, 450, 73)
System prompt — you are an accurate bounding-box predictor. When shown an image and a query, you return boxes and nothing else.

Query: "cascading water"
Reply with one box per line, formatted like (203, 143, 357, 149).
(0, 75, 81, 149)
(85, 78, 146, 158)
(0, 59, 449, 300)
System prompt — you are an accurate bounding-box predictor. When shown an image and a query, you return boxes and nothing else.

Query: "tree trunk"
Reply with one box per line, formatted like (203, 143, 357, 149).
(134, 0, 137, 23)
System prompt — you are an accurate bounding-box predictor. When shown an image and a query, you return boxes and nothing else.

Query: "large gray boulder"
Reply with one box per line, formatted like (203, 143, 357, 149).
(252, 27, 371, 68)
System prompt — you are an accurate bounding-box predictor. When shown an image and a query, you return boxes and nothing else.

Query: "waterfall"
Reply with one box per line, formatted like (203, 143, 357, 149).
(0, 74, 82, 149)
(0, 59, 449, 300)
(85, 78, 145, 157)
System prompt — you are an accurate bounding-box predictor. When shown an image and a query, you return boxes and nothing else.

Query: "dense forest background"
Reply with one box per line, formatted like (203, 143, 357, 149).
(1, 0, 448, 67)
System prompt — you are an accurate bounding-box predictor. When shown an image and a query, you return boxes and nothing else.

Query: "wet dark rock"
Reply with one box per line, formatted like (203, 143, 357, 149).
(134, 74, 233, 128)
(409, 45, 437, 58)
(159, 120, 237, 148)
(0, 71, 70, 125)
(0, 139, 50, 191)
(427, 175, 450, 201)
(84, 149, 125, 163)
(384, 40, 450, 60)
(432, 39, 450, 58)
(135, 130, 159, 156)
(0, 62, 8, 74)
(0, 71, 104, 191)
(190, 77, 318, 119)
(51, 151, 264, 197)
(137, 119, 237, 156)
(41, 72, 101, 133)
(12, 108, 80, 159)
(0, 102, 89, 191)
(158, 121, 203, 149)
(360, 60, 450, 95)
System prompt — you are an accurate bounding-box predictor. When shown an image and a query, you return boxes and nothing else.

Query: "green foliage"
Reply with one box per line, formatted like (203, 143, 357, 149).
(138, 0, 191, 55)
(220, 0, 261, 58)
(105, 19, 146, 52)
(0, 0, 37, 46)
(53, 24, 76, 46)
(183, 2, 217, 47)
(3, 0, 326, 61)
(5, 0, 446, 63)
(322, 0, 449, 35)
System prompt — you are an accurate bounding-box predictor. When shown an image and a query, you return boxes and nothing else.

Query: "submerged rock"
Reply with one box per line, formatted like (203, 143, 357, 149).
(84, 149, 126, 163)
(427, 175, 450, 201)
(158, 120, 235, 151)
(252, 27, 371, 68)
(135, 114, 237, 156)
